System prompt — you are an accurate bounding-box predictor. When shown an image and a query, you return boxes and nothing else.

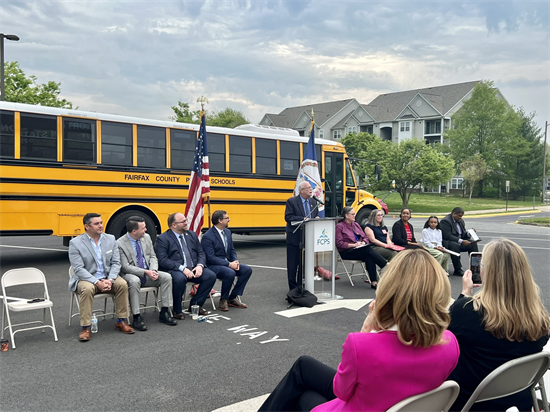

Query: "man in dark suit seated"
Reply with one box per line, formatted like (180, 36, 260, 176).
(285, 181, 318, 291)
(440, 207, 479, 276)
(201, 210, 252, 311)
(155, 212, 216, 319)
(117, 215, 178, 331)
(68, 213, 135, 342)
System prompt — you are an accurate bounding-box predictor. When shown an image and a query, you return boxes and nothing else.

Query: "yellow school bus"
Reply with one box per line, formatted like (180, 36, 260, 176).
(0, 102, 383, 244)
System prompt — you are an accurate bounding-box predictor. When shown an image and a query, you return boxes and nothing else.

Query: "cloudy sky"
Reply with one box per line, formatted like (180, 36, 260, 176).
(2, 0, 549, 130)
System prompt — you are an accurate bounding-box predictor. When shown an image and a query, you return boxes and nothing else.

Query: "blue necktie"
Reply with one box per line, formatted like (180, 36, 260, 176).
(135, 240, 146, 285)
(304, 200, 311, 217)
(179, 234, 193, 268)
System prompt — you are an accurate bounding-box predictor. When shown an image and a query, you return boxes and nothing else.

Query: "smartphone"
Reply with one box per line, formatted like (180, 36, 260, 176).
(470, 252, 483, 284)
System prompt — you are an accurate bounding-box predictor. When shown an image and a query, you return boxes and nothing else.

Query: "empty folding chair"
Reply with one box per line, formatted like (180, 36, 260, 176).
(387, 380, 460, 412)
(1, 268, 58, 349)
(336, 254, 370, 286)
(460, 352, 550, 412)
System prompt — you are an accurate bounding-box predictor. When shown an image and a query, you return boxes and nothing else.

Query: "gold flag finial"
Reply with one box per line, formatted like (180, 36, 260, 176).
(311, 108, 314, 121)
(197, 96, 209, 111)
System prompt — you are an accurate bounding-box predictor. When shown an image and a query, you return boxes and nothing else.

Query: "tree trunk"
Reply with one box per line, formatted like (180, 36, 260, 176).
(399, 188, 408, 209)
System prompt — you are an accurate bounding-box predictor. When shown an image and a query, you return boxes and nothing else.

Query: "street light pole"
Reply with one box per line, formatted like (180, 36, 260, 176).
(542, 121, 548, 204)
(0, 33, 20, 102)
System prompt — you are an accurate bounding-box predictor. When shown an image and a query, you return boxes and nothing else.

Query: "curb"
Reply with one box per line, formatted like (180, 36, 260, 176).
(386, 210, 543, 219)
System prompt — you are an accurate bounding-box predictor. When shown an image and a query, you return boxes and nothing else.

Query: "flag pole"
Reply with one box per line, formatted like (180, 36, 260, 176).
(197, 95, 211, 229)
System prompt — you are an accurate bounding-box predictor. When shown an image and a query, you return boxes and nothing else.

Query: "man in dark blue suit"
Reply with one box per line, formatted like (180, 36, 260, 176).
(285, 181, 319, 290)
(201, 210, 252, 312)
(155, 212, 216, 319)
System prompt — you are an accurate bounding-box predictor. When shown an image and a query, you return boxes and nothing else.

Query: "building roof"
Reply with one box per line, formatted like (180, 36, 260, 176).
(367, 80, 480, 122)
(266, 98, 356, 128)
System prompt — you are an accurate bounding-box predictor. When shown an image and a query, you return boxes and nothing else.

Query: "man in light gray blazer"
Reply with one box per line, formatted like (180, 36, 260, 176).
(68, 213, 134, 342)
(117, 216, 177, 331)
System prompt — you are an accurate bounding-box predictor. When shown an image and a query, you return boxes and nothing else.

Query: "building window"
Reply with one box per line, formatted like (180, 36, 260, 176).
(451, 178, 464, 190)
(400, 122, 410, 132)
(318, 129, 324, 139)
(333, 130, 342, 140)
(425, 120, 441, 135)
(347, 126, 357, 134)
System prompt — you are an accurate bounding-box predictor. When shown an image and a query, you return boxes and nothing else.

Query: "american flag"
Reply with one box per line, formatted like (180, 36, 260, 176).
(185, 112, 210, 235)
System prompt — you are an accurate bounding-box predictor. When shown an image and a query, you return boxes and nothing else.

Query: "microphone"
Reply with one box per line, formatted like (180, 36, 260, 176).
(312, 195, 325, 205)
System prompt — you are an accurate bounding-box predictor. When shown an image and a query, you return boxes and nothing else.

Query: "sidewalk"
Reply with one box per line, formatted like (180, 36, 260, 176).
(387, 205, 550, 218)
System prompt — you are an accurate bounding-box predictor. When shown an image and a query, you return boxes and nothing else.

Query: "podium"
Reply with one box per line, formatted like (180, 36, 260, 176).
(299, 217, 340, 300)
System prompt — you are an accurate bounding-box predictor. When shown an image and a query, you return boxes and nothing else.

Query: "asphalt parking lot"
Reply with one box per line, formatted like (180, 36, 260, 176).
(0, 212, 548, 412)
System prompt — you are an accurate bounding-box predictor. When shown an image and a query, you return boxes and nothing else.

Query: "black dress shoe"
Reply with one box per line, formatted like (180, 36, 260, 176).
(159, 311, 178, 326)
(132, 318, 147, 331)
(452, 270, 464, 277)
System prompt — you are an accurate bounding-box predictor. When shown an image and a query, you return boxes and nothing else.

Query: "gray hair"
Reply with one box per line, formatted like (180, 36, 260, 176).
(366, 209, 385, 227)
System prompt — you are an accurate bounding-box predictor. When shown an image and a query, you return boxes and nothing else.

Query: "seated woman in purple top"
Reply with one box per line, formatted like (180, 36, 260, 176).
(258, 248, 460, 412)
(335, 206, 386, 289)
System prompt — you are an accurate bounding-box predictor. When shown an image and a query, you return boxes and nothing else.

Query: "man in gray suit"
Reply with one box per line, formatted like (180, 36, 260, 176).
(117, 216, 177, 331)
(69, 213, 135, 342)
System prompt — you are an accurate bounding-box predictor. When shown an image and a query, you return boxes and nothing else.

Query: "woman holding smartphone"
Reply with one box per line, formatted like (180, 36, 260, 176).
(259, 249, 459, 412)
(448, 238, 550, 411)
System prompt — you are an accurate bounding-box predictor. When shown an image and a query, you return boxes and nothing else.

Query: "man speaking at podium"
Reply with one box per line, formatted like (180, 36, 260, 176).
(285, 181, 319, 291)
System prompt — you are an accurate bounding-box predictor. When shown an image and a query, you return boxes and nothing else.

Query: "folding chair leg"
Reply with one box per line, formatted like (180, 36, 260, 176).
(48, 307, 58, 342)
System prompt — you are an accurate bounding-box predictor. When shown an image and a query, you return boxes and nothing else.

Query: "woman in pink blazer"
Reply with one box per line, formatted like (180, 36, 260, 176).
(259, 249, 460, 412)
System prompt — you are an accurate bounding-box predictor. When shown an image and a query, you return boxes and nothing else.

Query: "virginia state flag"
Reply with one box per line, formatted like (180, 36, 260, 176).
(294, 120, 325, 217)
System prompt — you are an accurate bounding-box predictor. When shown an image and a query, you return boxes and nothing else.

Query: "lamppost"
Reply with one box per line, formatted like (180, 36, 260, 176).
(0, 33, 20, 102)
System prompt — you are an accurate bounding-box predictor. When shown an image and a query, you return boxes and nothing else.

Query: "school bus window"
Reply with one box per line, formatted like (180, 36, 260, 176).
(101, 121, 132, 166)
(316, 145, 322, 172)
(255, 138, 276, 175)
(208, 133, 225, 172)
(63, 118, 96, 163)
(280, 141, 299, 176)
(137, 125, 165, 168)
(229, 135, 251, 173)
(0, 110, 14, 158)
(345, 160, 355, 187)
(20, 113, 57, 161)
(170, 129, 195, 170)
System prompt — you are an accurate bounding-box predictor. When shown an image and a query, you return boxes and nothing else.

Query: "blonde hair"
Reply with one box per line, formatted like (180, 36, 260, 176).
(472, 238, 550, 342)
(374, 249, 451, 348)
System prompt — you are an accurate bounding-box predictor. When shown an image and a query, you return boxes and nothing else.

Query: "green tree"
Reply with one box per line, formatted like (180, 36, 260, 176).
(208, 108, 249, 128)
(4, 61, 73, 108)
(382, 139, 455, 208)
(171, 103, 250, 128)
(444, 80, 520, 195)
(461, 154, 488, 204)
(342, 133, 455, 208)
(171, 101, 201, 123)
(501, 108, 545, 198)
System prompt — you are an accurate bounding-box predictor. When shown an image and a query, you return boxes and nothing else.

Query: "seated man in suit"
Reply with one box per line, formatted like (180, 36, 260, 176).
(117, 216, 178, 331)
(440, 207, 479, 276)
(285, 181, 318, 291)
(155, 212, 216, 319)
(68, 213, 135, 342)
(201, 210, 252, 311)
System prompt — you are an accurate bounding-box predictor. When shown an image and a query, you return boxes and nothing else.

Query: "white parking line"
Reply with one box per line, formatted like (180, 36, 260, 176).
(0, 244, 68, 252)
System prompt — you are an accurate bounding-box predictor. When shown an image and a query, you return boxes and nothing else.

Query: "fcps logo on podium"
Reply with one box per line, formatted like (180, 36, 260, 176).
(316, 229, 331, 246)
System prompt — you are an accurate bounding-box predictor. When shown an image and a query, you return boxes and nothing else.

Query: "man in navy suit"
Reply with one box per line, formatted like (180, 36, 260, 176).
(155, 212, 216, 319)
(285, 181, 319, 290)
(440, 207, 478, 276)
(201, 210, 252, 311)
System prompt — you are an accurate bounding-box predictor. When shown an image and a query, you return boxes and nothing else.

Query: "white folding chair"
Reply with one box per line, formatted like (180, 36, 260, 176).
(1, 268, 58, 349)
(140, 286, 160, 313)
(460, 352, 550, 412)
(336, 254, 369, 286)
(68, 266, 116, 326)
(387, 380, 460, 412)
(182, 282, 220, 312)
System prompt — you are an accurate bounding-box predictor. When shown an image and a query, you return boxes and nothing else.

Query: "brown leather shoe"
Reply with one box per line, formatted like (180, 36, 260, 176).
(115, 320, 135, 334)
(228, 296, 248, 309)
(198, 307, 210, 316)
(79, 328, 90, 342)
(218, 298, 229, 312)
(173, 313, 185, 320)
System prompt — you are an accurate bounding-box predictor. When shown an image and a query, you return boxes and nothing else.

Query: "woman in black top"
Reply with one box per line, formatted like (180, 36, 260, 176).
(364, 209, 397, 261)
(448, 238, 550, 411)
(391, 208, 423, 249)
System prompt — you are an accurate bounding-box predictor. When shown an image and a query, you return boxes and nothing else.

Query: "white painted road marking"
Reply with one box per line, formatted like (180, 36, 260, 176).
(0, 244, 68, 252)
(275, 298, 372, 318)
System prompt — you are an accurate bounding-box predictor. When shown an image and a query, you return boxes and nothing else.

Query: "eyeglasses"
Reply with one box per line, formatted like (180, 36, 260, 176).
(221, 217, 230, 220)
(174, 220, 188, 224)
